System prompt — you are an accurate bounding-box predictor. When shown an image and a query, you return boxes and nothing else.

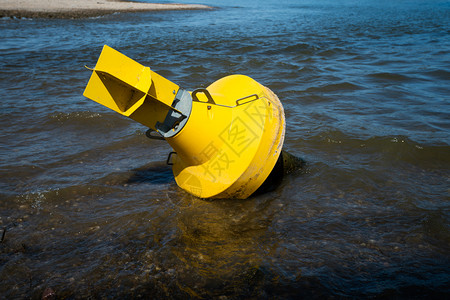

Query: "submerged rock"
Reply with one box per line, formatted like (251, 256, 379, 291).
(41, 287, 56, 300)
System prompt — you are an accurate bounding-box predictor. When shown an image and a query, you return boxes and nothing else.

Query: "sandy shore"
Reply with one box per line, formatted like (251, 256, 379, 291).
(0, 0, 211, 19)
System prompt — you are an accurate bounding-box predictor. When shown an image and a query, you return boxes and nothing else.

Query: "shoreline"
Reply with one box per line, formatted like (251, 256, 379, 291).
(0, 0, 212, 19)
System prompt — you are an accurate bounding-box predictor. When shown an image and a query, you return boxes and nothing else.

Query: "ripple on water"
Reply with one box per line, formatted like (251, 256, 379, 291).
(1, 0, 449, 298)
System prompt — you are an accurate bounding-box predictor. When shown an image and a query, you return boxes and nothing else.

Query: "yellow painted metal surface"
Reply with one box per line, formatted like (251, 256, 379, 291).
(83, 45, 285, 199)
(170, 75, 285, 199)
(83, 45, 180, 130)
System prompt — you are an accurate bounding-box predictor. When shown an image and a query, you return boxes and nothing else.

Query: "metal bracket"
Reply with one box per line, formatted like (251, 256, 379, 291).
(155, 89, 192, 139)
(145, 129, 165, 140)
(166, 152, 176, 165)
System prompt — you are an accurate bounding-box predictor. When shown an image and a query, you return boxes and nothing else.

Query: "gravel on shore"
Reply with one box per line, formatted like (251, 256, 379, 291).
(0, 0, 212, 19)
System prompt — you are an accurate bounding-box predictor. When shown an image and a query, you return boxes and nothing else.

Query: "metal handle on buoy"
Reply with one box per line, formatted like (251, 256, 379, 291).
(192, 88, 216, 104)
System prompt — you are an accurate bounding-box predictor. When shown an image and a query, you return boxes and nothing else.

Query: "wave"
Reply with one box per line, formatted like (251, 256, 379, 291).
(422, 69, 450, 81)
(264, 42, 317, 56)
(305, 82, 364, 93)
(366, 72, 415, 82)
(290, 130, 450, 169)
(45, 111, 133, 130)
(48, 111, 102, 121)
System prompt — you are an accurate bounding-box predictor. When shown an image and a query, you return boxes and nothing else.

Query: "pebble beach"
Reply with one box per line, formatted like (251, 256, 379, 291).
(0, 0, 211, 18)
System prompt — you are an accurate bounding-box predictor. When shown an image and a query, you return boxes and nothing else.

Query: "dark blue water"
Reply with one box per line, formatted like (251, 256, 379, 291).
(1, 0, 449, 298)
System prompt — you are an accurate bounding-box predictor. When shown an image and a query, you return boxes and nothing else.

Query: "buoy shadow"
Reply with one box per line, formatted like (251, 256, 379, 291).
(125, 151, 305, 197)
(126, 161, 174, 184)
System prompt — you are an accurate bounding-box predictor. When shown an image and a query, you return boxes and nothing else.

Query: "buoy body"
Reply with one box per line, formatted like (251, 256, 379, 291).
(84, 45, 285, 199)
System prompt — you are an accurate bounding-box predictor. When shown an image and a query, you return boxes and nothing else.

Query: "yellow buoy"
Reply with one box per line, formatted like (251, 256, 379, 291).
(83, 45, 285, 199)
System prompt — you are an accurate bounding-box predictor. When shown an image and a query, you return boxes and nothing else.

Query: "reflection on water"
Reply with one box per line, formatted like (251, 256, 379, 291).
(1, 0, 449, 298)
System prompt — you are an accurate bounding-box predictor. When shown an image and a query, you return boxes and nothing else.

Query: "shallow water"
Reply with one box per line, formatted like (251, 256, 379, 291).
(1, 0, 449, 298)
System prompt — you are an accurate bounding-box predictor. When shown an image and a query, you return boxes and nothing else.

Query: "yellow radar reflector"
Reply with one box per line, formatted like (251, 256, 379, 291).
(83, 45, 182, 131)
(83, 45, 287, 199)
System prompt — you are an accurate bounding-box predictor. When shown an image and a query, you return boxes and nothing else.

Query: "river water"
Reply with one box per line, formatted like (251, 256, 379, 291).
(1, 0, 449, 298)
